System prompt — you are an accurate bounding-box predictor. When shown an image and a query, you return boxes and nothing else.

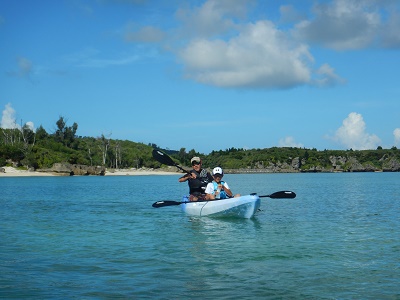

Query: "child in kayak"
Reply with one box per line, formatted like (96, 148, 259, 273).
(205, 167, 240, 200)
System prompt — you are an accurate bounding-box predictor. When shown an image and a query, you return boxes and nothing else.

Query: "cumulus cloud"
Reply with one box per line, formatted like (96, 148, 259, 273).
(175, 0, 252, 38)
(394, 128, 400, 146)
(0, 103, 35, 131)
(292, 0, 400, 50)
(1, 103, 18, 129)
(278, 136, 304, 148)
(179, 20, 313, 89)
(25, 121, 35, 131)
(332, 112, 381, 150)
(292, 0, 381, 50)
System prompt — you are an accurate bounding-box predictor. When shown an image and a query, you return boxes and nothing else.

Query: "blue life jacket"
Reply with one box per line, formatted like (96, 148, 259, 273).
(213, 181, 227, 199)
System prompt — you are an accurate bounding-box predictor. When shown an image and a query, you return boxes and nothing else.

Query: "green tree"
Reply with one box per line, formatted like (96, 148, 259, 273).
(54, 116, 78, 147)
(36, 125, 48, 141)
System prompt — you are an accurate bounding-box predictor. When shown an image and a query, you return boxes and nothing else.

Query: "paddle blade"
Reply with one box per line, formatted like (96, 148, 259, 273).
(268, 191, 296, 199)
(152, 149, 177, 166)
(152, 200, 182, 208)
(256, 191, 296, 199)
(152, 149, 189, 174)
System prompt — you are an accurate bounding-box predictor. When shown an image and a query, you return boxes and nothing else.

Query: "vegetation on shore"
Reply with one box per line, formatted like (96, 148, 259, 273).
(1, 117, 399, 173)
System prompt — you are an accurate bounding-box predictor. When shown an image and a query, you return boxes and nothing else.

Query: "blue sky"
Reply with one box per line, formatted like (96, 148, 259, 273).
(1, 0, 399, 154)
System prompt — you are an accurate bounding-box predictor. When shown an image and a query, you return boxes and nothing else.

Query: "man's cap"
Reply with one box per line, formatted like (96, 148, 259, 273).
(191, 157, 201, 163)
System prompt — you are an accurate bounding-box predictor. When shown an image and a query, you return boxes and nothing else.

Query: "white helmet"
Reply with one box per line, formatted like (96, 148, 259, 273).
(212, 167, 223, 176)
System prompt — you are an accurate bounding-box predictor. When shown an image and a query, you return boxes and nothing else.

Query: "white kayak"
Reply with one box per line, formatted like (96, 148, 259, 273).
(181, 194, 261, 218)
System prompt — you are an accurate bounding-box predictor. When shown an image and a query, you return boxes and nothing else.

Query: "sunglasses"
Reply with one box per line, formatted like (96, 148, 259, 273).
(191, 161, 201, 166)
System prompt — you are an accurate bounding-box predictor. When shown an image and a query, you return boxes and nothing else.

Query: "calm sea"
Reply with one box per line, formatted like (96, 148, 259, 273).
(1, 173, 399, 299)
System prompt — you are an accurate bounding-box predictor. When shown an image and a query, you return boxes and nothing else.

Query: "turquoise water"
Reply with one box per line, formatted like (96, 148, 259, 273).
(1, 173, 399, 299)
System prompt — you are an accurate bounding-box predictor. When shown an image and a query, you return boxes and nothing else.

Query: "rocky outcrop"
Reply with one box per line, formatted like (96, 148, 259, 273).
(224, 155, 400, 173)
(346, 157, 366, 172)
(381, 157, 400, 172)
(39, 163, 105, 176)
(329, 155, 400, 172)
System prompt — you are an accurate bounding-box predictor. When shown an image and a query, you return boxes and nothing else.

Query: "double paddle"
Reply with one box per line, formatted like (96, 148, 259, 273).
(151, 149, 296, 208)
(152, 190, 296, 208)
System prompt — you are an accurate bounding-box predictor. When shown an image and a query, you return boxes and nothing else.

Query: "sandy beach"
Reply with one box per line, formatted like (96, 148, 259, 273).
(104, 168, 181, 176)
(0, 167, 56, 177)
(0, 166, 181, 177)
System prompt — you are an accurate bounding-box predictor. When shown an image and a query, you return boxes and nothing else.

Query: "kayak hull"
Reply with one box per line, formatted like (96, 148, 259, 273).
(181, 194, 261, 218)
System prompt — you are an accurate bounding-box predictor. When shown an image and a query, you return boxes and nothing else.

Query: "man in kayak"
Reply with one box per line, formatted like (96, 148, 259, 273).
(205, 167, 240, 200)
(178, 156, 213, 201)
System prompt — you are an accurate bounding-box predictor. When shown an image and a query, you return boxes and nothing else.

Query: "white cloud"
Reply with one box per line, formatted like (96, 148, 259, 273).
(381, 8, 400, 48)
(332, 112, 381, 150)
(292, 0, 400, 50)
(1, 103, 18, 129)
(293, 0, 381, 50)
(0, 103, 35, 131)
(175, 0, 252, 38)
(313, 63, 346, 87)
(179, 20, 313, 89)
(279, 136, 304, 148)
(25, 121, 35, 131)
(394, 128, 400, 146)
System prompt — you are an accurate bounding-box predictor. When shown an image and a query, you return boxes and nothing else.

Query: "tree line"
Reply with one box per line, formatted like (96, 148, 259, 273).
(1, 116, 399, 171)
(0, 117, 156, 170)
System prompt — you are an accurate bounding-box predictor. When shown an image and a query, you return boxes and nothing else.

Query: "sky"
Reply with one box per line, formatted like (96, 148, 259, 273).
(1, 0, 400, 154)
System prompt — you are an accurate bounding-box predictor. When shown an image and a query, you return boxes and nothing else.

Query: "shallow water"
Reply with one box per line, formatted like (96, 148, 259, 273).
(1, 173, 399, 299)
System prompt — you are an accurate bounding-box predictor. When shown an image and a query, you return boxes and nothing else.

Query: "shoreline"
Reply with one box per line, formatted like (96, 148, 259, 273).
(0, 167, 182, 177)
(2, 167, 395, 177)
